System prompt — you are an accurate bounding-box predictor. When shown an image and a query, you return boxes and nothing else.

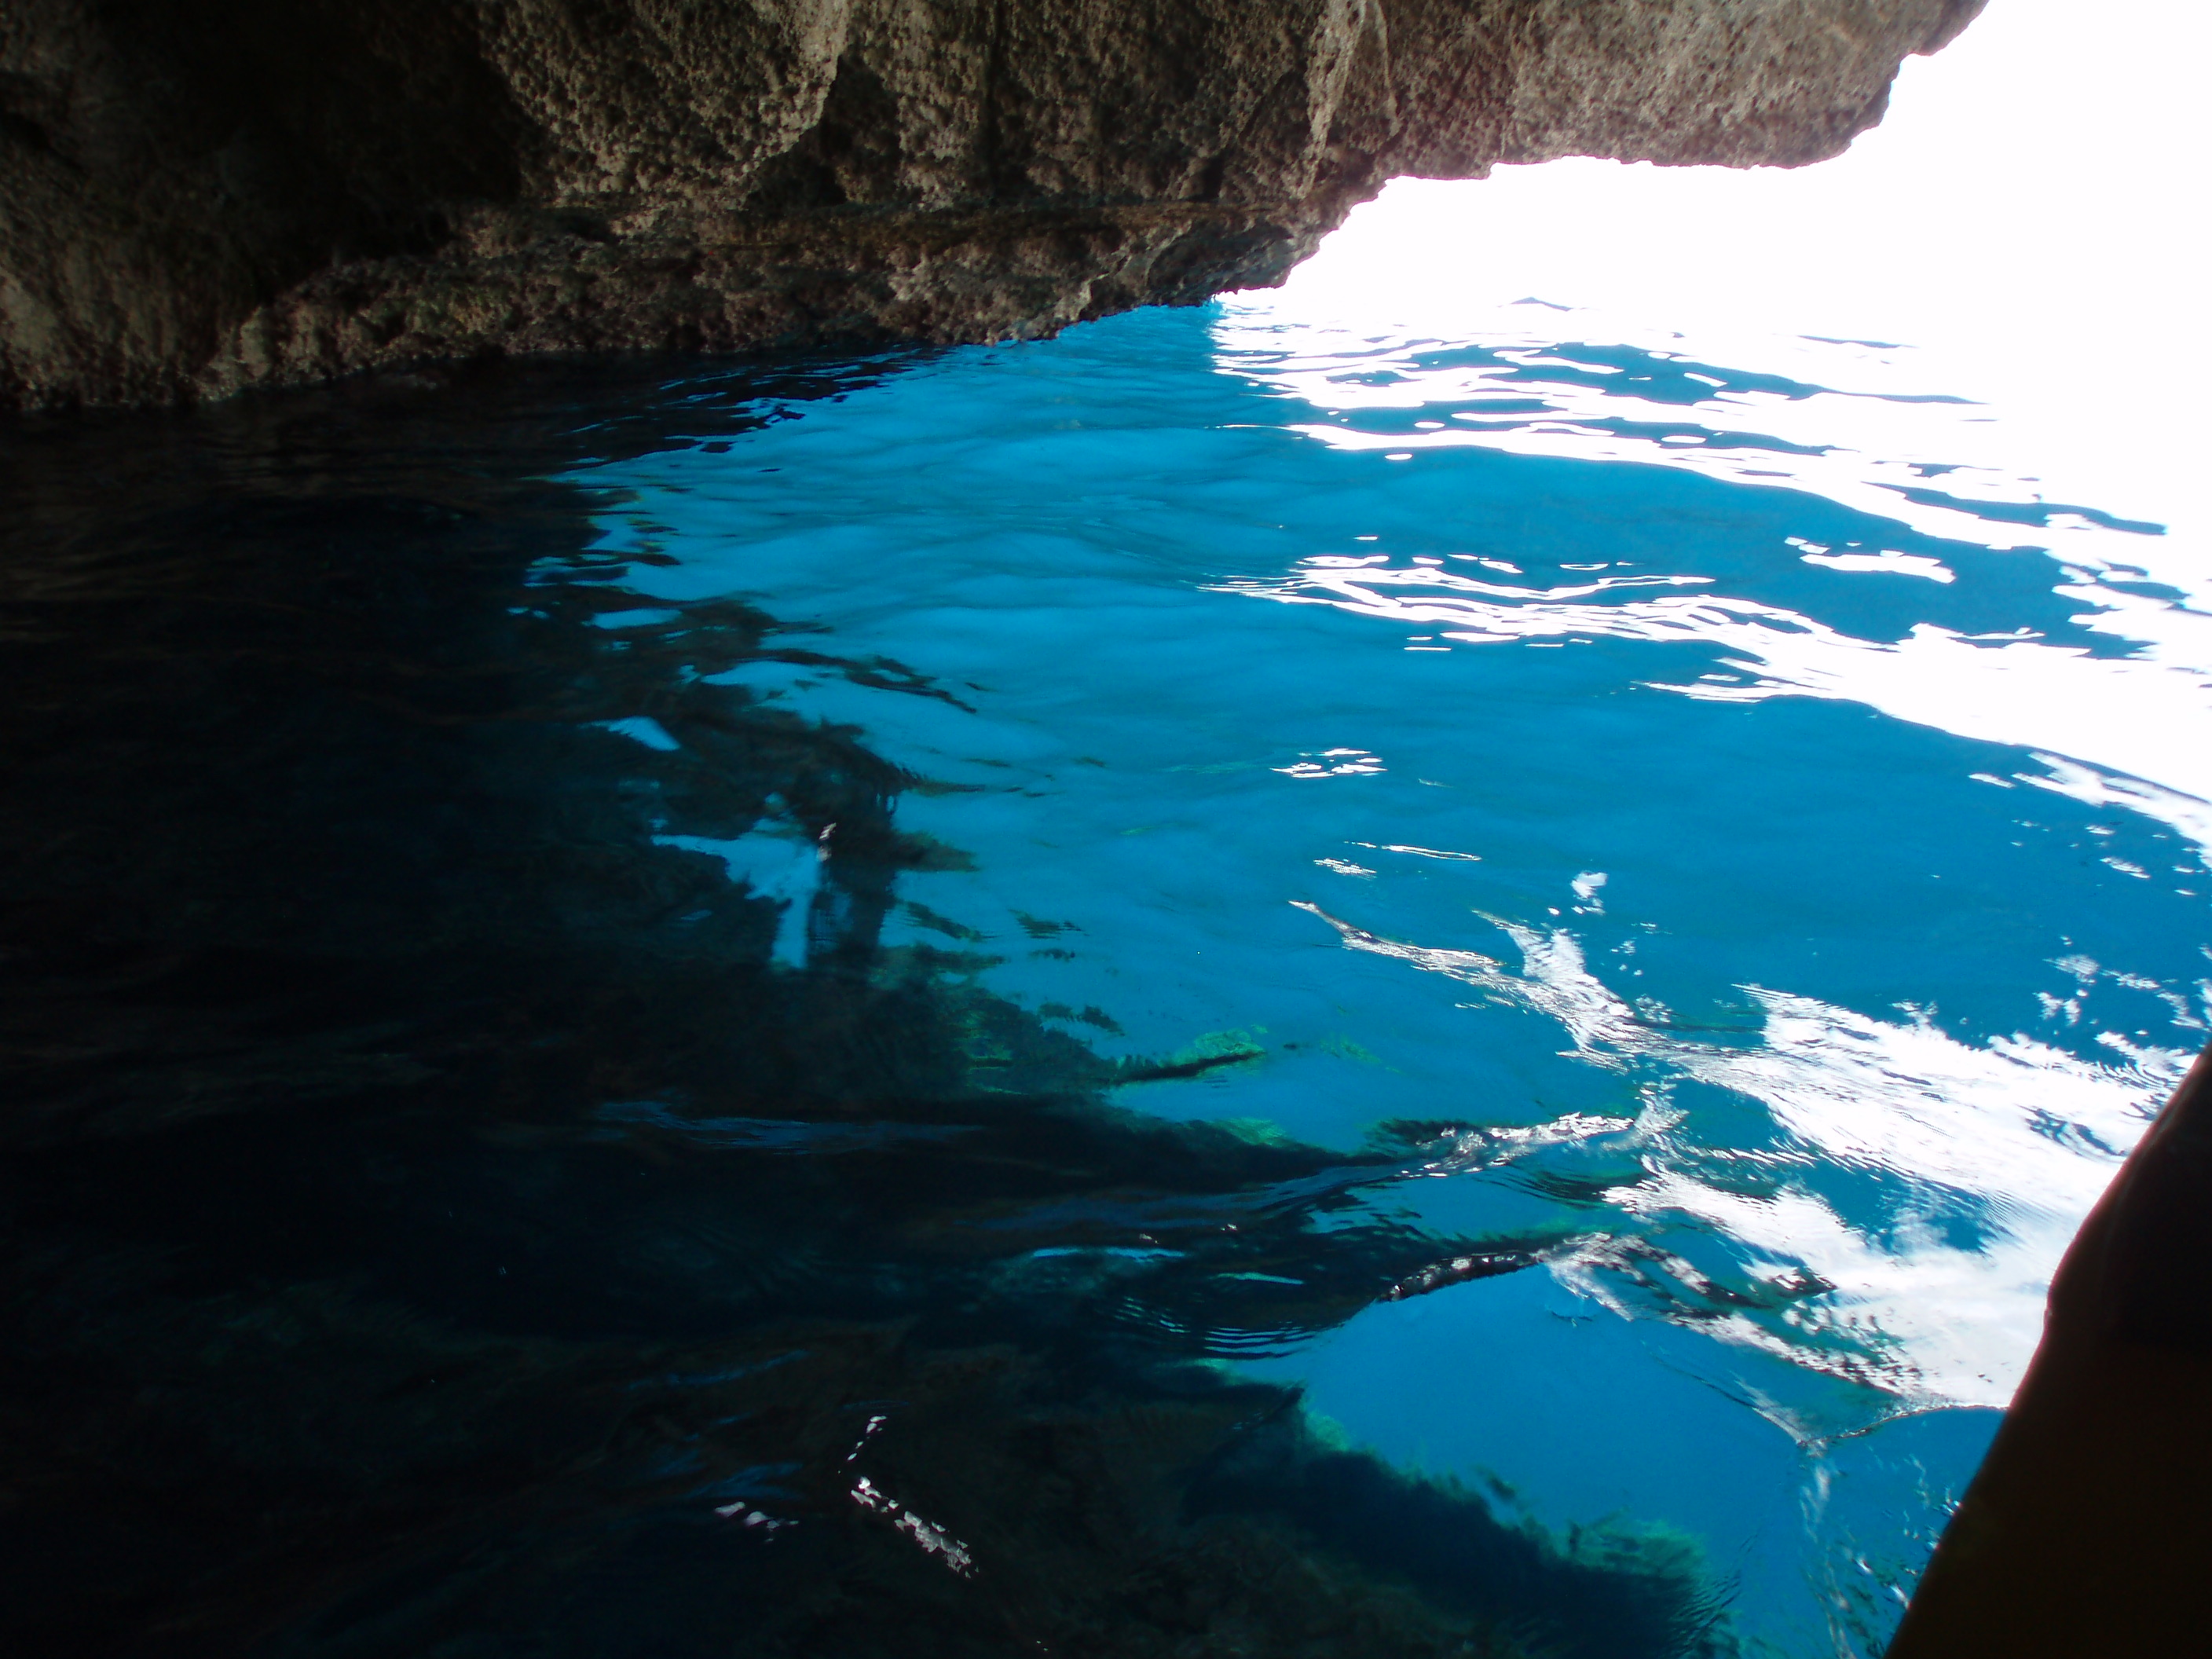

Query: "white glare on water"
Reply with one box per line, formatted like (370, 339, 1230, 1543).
(1249, 0, 2210, 553)
(1222, 0, 2211, 1407)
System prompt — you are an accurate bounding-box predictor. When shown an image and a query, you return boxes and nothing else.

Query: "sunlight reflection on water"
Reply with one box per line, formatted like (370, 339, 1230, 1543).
(1210, 306, 2212, 843)
(578, 274, 2207, 1648)
(1195, 271, 2206, 1439)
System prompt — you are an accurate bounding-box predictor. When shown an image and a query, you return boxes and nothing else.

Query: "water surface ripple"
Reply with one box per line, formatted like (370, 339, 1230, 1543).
(2, 302, 2205, 1659)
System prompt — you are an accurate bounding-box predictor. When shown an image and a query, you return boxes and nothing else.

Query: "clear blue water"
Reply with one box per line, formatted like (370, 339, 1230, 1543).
(3, 302, 2205, 1657)
(577, 304, 2208, 1651)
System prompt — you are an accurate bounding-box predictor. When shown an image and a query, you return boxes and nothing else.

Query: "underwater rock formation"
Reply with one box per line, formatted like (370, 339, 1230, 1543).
(0, 362, 1729, 1656)
(0, 0, 1982, 408)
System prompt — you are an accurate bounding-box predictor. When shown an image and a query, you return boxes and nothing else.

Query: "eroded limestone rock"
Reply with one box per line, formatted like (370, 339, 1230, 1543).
(0, 0, 1983, 408)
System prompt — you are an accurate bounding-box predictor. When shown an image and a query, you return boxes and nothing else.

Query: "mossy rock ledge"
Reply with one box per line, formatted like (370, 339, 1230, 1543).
(0, 0, 1983, 409)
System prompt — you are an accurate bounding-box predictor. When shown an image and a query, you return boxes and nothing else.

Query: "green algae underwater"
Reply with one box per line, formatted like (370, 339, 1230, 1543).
(0, 353, 1727, 1659)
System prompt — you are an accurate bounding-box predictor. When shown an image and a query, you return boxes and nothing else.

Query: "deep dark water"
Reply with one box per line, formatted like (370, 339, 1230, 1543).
(0, 361, 1725, 1658)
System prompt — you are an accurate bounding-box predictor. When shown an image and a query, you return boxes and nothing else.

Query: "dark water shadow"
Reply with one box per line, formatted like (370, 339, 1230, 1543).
(1, 357, 1729, 1658)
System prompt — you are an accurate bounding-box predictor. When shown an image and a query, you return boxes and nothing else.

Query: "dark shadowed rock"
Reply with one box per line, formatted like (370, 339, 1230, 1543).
(0, 0, 1984, 408)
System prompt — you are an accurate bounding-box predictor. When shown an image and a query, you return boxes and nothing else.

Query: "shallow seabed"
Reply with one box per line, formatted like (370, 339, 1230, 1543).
(3, 298, 2206, 1659)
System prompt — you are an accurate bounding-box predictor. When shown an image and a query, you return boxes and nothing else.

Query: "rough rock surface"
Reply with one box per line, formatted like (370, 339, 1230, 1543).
(0, 0, 1983, 409)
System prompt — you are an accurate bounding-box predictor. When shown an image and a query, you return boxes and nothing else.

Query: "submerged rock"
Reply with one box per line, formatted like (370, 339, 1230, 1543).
(0, 0, 1982, 408)
(0, 361, 1727, 1656)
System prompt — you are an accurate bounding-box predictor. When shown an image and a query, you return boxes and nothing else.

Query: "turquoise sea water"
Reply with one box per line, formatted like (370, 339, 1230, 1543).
(574, 302, 2208, 1650)
(4, 299, 2206, 1657)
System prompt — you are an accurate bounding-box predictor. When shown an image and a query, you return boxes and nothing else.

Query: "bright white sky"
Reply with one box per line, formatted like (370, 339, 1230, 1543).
(1272, 0, 2209, 540)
